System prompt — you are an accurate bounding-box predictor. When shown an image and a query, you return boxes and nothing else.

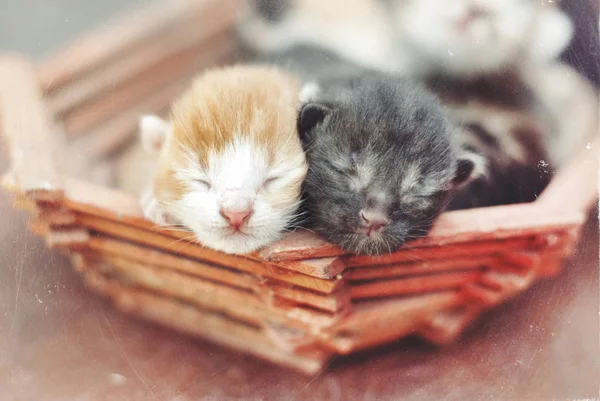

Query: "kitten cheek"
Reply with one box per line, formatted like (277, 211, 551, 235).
(266, 172, 305, 195)
(250, 199, 285, 226)
(178, 192, 219, 226)
(261, 187, 300, 210)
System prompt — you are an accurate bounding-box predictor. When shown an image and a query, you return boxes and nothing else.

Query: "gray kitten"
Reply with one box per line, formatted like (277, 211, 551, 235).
(268, 46, 484, 255)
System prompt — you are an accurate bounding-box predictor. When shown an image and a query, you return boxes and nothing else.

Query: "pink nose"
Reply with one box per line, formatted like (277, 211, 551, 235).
(360, 210, 389, 235)
(220, 209, 253, 230)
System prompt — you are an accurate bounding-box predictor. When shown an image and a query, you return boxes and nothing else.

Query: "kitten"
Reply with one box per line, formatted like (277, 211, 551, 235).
(444, 104, 553, 210)
(270, 45, 552, 255)
(139, 65, 307, 255)
(390, 0, 574, 77)
(237, 0, 573, 78)
(269, 46, 485, 255)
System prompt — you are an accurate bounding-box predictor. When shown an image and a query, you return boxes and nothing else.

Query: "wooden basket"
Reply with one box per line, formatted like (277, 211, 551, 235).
(1, 0, 598, 375)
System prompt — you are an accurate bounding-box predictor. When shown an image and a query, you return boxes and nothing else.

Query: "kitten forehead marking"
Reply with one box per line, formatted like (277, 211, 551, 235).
(400, 164, 422, 193)
(170, 65, 301, 163)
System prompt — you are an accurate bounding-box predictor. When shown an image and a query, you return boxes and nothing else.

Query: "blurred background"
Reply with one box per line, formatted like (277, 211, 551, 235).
(0, 0, 145, 58)
(0, 1, 598, 400)
(1, 0, 597, 86)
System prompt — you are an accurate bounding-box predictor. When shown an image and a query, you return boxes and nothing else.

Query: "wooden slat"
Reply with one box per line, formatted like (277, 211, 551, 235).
(350, 271, 482, 300)
(56, 177, 585, 264)
(537, 135, 600, 214)
(75, 33, 235, 160)
(460, 282, 504, 307)
(345, 256, 496, 280)
(71, 212, 343, 294)
(261, 204, 584, 261)
(275, 257, 346, 279)
(59, 182, 345, 279)
(87, 235, 257, 291)
(61, 32, 235, 136)
(74, 77, 190, 160)
(80, 235, 344, 314)
(100, 256, 265, 327)
(260, 230, 340, 261)
(37, 209, 76, 225)
(0, 56, 62, 192)
(37, 0, 241, 93)
(499, 233, 575, 273)
(29, 220, 90, 247)
(476, 268, 538, 301)
(266, 284, 350, 313)
(47, 7, 236, 117)
(61, 177, 165, 225)
(94, 255, 331, 332)
(418, 306, 483, 345)
(13, 197, 39, 214)
(343, 235, 545, 268)
(324, 292, 460, 353)
(83, 272, 328, 375)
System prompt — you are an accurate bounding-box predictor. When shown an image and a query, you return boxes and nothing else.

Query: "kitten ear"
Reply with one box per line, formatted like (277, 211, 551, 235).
(139, 114, 171, 155)
(451, 150, 487, 188)
(298, 82, 321, 104)
(297, 102, 331, 145)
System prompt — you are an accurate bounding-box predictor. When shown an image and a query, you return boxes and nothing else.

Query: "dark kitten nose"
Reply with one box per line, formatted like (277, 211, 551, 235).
(360, 209, 390, 235)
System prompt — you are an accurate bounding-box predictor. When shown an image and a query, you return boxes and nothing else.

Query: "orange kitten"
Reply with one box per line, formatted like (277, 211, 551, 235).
(140, 65, 307, 254)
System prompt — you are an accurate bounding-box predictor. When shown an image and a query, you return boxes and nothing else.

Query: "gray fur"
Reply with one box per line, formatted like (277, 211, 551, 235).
(268, 46, 476, 255)
(265, 45, 552, 255)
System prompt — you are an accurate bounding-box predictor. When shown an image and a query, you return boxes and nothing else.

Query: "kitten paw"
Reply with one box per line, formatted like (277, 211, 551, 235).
(140, 189, 177, 226)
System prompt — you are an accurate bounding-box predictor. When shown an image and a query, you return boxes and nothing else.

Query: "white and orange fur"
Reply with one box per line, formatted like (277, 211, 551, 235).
(139, 65, 307, 254)
(237, 0, 573, 77)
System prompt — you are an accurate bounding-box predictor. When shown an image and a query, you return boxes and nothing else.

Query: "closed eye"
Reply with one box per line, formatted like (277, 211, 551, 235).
(349, 152, 359, 171)
(193, 179, 211, 190)
(262, 176, 281, 189)
(390, 210, 406, 221)
(326, 161, 352, 177)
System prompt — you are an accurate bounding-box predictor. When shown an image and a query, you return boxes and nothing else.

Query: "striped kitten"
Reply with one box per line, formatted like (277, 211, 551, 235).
(426, 72, 554, 209)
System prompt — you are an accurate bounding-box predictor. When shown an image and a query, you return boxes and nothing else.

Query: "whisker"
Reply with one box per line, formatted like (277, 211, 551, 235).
(166, 235, 199, 248)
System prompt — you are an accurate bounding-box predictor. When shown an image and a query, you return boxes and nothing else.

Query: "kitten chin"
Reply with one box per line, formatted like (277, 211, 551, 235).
(139, 65, 307, 255)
